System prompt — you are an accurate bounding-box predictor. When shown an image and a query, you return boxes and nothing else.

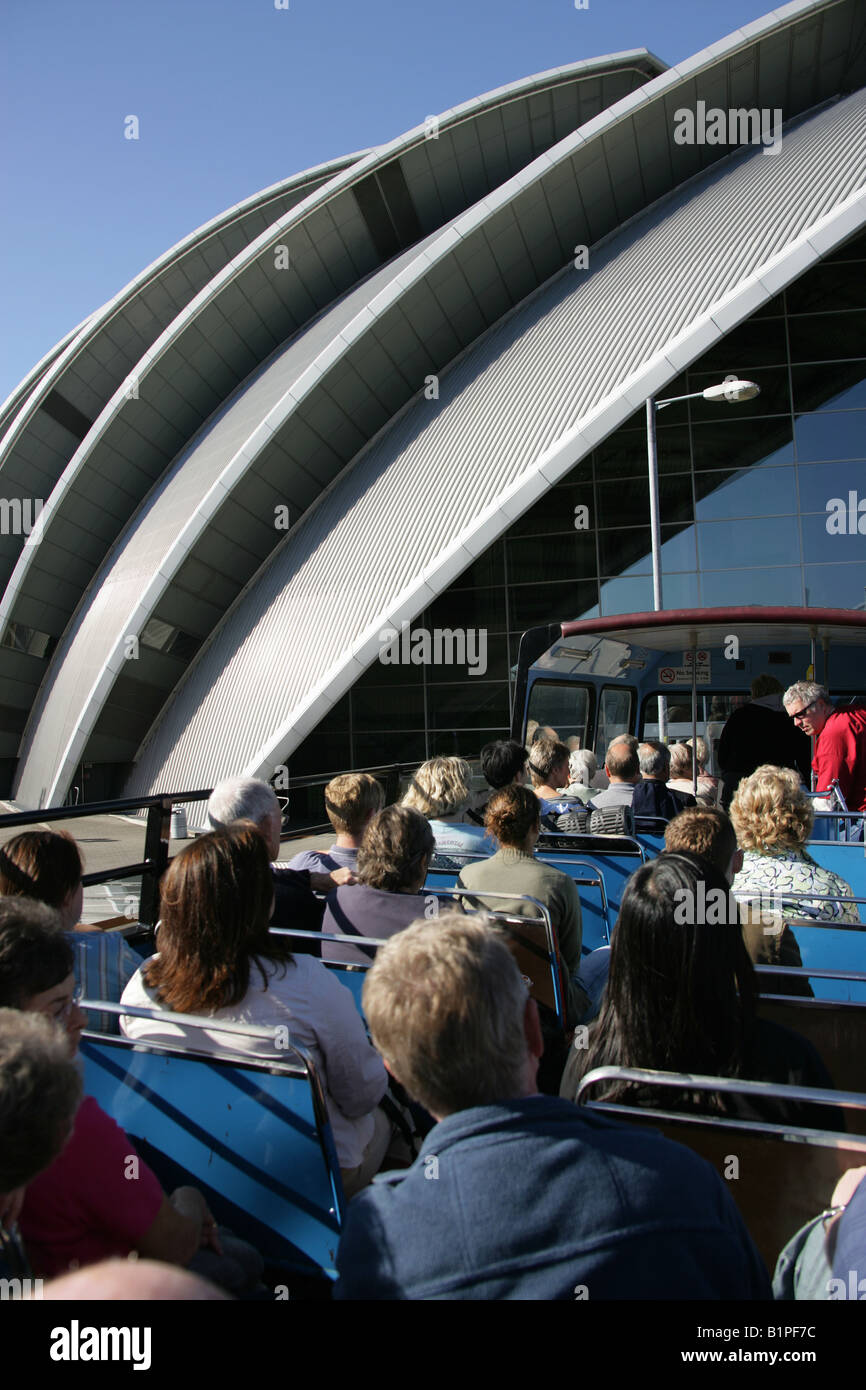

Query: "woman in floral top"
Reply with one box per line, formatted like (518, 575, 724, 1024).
(730, 765, 860, 925)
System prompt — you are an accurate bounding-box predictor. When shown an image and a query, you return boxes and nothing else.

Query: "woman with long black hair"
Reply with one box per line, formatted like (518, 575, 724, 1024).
(560, 851, 835, 1128)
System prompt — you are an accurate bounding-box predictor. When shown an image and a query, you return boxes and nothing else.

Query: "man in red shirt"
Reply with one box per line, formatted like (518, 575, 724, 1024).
(784, 681, 866, 837)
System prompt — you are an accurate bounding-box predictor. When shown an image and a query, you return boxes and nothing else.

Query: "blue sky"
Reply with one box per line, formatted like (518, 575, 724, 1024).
(1, 0, 781, 406)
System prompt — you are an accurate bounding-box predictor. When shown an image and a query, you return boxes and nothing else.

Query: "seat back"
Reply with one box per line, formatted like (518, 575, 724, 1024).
(576, 1066, 866, 1269)
(80, 1002, 344, 1279)
(757, 996, 866, 1130)
(439, 889, 565, 1026)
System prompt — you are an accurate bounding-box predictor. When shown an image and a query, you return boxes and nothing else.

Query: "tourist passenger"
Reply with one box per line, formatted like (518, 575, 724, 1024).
(718, 674, 810, 810)
(527, 737, 584, 818)
(322, 806, 438, 966)
(0, 829, 140, 1032)
(564, 749, 604, 803)
(206, 776, 352, 952)
(783, 681, 866, 834)
(286, 772, 384, 875)
(0, 899, 255, 1285)
(401, 756, 493, 863)
(121, 824, 391, 1196)
(456, 785, 588, 1029)
(560, 852, 836, 1130)
(0, 1009, 82, 1275)
(686, 735, 720, 802)
(632, 741, 695, 822)
(334, 913, 771, 1300)
(667, 741, 716, 807)
(729, 765, 860, 925)
(588, 737, 641, 810)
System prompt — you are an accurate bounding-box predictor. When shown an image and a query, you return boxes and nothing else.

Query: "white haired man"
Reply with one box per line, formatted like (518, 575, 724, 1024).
(206, 777, 354, 946)
(783, 682, 866, 838)
(334, 912, 770, 1301)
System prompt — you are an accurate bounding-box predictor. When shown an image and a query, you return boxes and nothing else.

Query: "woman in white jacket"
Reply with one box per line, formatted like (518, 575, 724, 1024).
(121, 822, 390, 1195)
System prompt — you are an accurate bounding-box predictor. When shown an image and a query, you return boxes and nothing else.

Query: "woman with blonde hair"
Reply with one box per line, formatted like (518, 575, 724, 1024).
(730, 765, 859, 924)
(402, 755, 492, 864)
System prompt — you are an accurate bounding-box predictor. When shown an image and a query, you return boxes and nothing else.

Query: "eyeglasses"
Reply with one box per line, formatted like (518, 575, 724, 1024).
(788, 698, 819, 723)
(50, 985, 83, 1022)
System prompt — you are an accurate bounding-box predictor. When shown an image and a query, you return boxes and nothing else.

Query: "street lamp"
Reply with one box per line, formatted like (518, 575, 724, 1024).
(645, 376, 759, 748)
(645, 378, 760, 610)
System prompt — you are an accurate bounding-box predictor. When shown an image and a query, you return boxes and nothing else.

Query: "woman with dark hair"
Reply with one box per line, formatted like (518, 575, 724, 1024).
(456, 785, 588, 1027)
(322, 806, 437, 966)
(0, 829, 140, 1032)
(560, 851, 835, 1128)
(121, 823, 390, 1195)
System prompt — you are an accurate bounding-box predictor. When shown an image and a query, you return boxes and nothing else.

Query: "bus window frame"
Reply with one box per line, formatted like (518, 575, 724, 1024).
(594, 684, 637, 759)
(524, 677, 596, 750)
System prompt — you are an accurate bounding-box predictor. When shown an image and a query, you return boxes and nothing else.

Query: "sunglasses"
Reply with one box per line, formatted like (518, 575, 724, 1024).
(788, 698, 819, 723)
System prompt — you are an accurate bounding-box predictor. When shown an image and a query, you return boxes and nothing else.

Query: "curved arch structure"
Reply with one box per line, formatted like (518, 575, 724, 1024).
(4, 0, 866, 806)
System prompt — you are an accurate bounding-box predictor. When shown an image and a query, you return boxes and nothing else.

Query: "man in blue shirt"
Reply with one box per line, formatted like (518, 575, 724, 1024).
(335, 912, 771, 1300)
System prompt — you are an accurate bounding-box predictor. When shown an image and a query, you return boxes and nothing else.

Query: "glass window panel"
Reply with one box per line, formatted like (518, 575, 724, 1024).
(289, 731, 352, 777)
(426, 632, 509, 683)
(795, 411, 866, 463)
(594, 687, 634, 760)
(429, 729, 508, 758)
(353, 731, 427, 768)
(505, 532, 597, 583)
(425, 585, 507, 632)
(597, 476, 649, 526)
(508, 579, 598, 629)
(691, 417, 793, 472)
(506, 480, 594, 536)
(601, 525, 696, 576)
(658, 472, 694, 524)
(687, 366, 790, 418)
(527, 682, 590, 750)
(822, 230, 866, 263)
(427, 681, 511, 730)
(697, 516, 800, 569)
(352, 686, 426, 730)
(798, 460, 866, 513)
(788, 311, 866, 364)
(599, 571, 699, 614)
(700, 567, 803, 607)
(802, 514, 866, 565)
(592, 429, 649, 480)
(752, 291, 786, 318)
(695, 466, 797, 520)
(786, 261, 866, 313)
(355, 653, 424, 688)
(688, 318, 788, 373)
(804, 564, 866, 610)
(791, 362, 866, 414)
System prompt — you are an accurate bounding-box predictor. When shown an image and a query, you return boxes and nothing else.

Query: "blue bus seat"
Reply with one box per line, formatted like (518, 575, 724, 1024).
(80, 1005, 344, 1281)
(576, 1066, 866, 1269)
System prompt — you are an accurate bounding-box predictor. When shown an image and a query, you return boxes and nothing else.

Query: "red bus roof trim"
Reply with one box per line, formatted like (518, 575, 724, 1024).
(560, 607, 866, 638)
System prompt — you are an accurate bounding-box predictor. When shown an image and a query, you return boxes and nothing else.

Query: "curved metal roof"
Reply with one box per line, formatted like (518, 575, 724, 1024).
(113, 87, 866, 805)
(7, 0, 866, 805)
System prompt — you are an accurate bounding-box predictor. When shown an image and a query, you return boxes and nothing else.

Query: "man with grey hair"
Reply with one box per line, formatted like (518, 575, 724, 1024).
(783, 682, 866, 832)
(631, 741, 695, 823)
(587, 737, 641, 810)
(334, 912, 770, 1300)
(206, 777, 354, 946)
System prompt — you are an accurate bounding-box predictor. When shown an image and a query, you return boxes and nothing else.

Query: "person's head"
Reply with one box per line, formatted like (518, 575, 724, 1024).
(751, 673, 783, 700)
(730, 764, 813, 854)
(0, 830, 84, 931)
(783, 681, 834, 739)
(323, 773, 384, 838)
(664, 806, 742, 882)
(402, 757, 472, 821)
(0, 899, 84, 1056)
(580, 852, 754, 1082)
(42, 1259, 229, 1301)
(206, 777, 282, 859)
(484, 784, 541, 849)
(362, 912, 540, 1117)
(480, 740, 528, 790)
(357, 806, 435, 894)
(144, 822, 292, 1014)
(527, 737, 570, 789)
(605, 738, 639, 783)
(668, 742, 694, 780)
(687, 736, 709, 771)
(568, 748, 597, 786)
(0, 1009, 82, 1198)
(638, 740, 670, 781)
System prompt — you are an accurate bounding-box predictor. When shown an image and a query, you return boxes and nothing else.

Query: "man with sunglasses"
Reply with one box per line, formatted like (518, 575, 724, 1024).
(783, 681, 866, 839)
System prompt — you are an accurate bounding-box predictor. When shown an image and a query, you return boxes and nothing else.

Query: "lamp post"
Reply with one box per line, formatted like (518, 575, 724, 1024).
(645, 376, 760, 742)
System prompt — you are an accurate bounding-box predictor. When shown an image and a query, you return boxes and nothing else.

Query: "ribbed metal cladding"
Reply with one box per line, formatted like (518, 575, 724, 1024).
(122, 88, 866, 801)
